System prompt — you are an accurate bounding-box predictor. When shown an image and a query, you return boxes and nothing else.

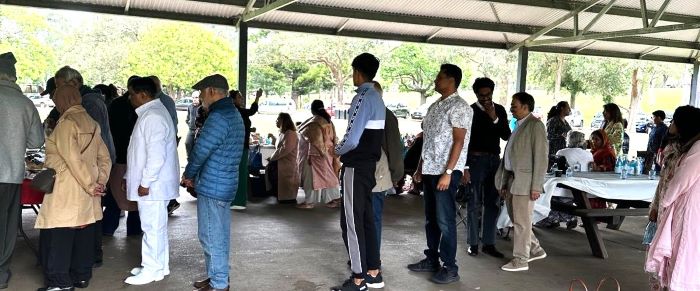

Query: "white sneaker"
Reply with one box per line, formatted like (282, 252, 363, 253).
(501, 259, 529, 272)
(130, 267, 170, 276)
(528, 250, 547, 262)
(124, 271, 165, 285)
(230, 205, 246, 210)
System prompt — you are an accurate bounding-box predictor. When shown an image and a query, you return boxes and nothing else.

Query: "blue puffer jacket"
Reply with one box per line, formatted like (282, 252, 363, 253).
(184, 97, 244, 202)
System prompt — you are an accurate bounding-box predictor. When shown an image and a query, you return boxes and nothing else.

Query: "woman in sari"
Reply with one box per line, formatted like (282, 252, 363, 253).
(297, 100, 341, 209)
(602, 103, 624, 156)
(590, 129, 616, 172)
(646, 105, 700, 291)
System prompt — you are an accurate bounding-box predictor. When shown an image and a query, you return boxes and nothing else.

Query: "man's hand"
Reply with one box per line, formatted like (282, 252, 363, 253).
(461, 170, 471, 185)
(649, 208, 658, 222)
(530, 190, 541, 201)
(180, 176, 194, 188)
(138, 186, 150, 197)
(255, 88, 263, 101)
(92, 184, 106, 197)
(484, 101, 498, 121)
(412, 170, 422, 184)
(437, 174, 451, 191)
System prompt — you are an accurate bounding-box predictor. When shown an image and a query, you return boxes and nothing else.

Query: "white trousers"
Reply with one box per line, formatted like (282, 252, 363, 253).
(138, 200, 170, 275)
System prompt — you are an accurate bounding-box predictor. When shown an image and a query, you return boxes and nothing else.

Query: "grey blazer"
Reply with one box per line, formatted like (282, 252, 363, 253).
(495, 115, 549, 195)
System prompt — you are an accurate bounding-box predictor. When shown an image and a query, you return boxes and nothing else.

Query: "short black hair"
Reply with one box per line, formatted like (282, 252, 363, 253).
(512, 92, 535, 112)
(127, 75, 141, 88)
(351, 53, 380, 81)
(440, 64, 462, 88)
(130, 77, 158, 98)
(652, 110, 666, 120)
(472, 77, 495, 94)
(672, 105, 700, 147)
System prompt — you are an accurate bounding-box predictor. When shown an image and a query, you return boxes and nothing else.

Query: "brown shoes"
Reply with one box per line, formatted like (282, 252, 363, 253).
(193, 278, 229, 291)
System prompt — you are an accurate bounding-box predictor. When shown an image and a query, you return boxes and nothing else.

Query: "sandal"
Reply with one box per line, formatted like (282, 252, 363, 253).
(296, 203, 315, 209)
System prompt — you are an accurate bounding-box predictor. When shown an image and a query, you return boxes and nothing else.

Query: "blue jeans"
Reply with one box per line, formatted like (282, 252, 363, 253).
(466, 154, 502, 246)
(422, 172, 462, 271)
(371, 191, 386, 254)
(197, 195, 231, 289)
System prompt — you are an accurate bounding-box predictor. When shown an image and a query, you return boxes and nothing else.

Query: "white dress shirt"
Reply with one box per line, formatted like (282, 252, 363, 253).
(125, 99, 180, 201)
(504, 113, 531, 171)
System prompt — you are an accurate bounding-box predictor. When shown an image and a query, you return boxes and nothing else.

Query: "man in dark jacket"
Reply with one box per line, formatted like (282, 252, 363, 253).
(647, 110, 668, 171)
(182, 74, 243, 291)
(230, 88, 262, 210)
(463, 77, 511, 258)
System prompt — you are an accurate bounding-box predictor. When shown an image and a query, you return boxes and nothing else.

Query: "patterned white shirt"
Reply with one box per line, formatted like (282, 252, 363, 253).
(421, 92, 473, 175)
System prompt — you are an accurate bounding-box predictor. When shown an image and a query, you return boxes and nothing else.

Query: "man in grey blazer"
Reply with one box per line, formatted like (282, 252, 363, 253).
(495, 92, 548, 272)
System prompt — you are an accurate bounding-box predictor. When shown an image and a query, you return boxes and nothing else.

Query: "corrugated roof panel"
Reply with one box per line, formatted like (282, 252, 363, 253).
(438, 28, 511, 43)
(652, 47, 696, 58)
(299, 0, 498, 23)
(131, 0, 243, 18)
(492, 3, 570, 27)
(645, 29, 700, 42)
(345, 19, 437, 37)
(588, 40, 654, 54)
(61, 0, 123, 6)
(253, 10, 343, 29)
(664, 0, 700, 17)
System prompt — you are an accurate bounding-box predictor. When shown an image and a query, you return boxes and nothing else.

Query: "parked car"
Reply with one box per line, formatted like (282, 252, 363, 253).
(634, 112, 651, 133)
(386, 102, 410, 118)
(29, 95, 54, 108)
(175, 98, 193, 111)
(640, 110, 673, 133)
(590, 112, 605, 129)
(411, 103, 431, 120)
(258, 98, 296, 114)
(565, 109, 584, 127)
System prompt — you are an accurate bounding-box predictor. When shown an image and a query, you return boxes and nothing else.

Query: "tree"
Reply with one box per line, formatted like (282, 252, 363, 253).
(0, 6, 57, 83)
(383, 43, 442, 105)
(295, 64, 334, 96)
(124, 23, 236, 97)
(271, 60, 309, 107)
(468, 49, 517, 105)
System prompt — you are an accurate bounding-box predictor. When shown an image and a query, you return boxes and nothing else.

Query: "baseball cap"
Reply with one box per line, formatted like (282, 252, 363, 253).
(192, 74, 229, 92)
(40, 77, 56, 96)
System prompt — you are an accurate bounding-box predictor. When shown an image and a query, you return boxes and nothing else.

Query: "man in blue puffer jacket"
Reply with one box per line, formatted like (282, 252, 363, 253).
(181, 74, 243, 291)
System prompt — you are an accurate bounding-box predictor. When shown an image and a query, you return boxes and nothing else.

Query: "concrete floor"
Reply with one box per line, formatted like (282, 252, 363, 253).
(10, 191, 650, 291)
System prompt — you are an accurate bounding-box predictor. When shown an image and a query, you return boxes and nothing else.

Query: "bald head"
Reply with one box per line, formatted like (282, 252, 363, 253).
(54, 85, 82, 114)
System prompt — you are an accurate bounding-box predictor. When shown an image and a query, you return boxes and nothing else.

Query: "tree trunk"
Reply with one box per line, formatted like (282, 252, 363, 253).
(628, 68, 641, 136)
(570, 90, 577, 109)
(419, 91, 427, 105)
(554, 55, 564, 102)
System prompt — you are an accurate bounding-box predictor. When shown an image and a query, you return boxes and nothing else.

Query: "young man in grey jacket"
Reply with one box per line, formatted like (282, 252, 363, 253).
(0, 52, 45, 289)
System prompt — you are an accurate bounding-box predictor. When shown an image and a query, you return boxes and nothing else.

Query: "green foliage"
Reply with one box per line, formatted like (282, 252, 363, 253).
(124, 23, 236, 92)
(296, 64, 334, 95)
(383, 43, 439, 102)
(0, 6, 56, 83)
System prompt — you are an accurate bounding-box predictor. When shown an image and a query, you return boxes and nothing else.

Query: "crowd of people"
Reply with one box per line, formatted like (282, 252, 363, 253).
(1, 46, 699, 291)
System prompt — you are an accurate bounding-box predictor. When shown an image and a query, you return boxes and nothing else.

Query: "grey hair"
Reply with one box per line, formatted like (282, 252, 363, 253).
(0, 72, 16, 82)
(54, 66, 83, 86)
(567, 131, 587, 149)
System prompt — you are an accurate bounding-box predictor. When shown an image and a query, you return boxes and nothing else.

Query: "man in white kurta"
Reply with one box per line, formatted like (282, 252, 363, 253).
(123, 77, 180, 285)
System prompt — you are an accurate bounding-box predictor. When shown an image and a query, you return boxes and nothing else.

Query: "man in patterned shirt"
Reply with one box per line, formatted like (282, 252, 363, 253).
(408, 64, 473, 285)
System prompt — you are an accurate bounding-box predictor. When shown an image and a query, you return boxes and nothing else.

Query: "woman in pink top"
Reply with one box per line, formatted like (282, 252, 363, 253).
(645, 105, 700, 291)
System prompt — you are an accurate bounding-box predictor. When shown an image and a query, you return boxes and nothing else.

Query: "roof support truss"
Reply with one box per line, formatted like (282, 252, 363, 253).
(581, 0, 617, 35)
(650, 0, 672, 27)
(242, 0, 298, 22)
(639, 0, 649, 28)
(525, 22, 700, 47)
(508, 0, 604, 52)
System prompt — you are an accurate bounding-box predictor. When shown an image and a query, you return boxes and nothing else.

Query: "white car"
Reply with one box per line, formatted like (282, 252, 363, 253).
(410, 103, 431, 120)
(565, 109, 584, 127)
(29, 95, 54, 108)
(258, 98, 296, 114)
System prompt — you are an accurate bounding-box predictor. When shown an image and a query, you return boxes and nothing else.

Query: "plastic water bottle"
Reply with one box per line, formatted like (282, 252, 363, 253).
(614, 157, 622, 174)
(648, 169, 657, 180)
(621, 165, 629, 180)
(573, 162, 582, 172)
(566, 167, 574, 178)
(629, 158, 638, 176)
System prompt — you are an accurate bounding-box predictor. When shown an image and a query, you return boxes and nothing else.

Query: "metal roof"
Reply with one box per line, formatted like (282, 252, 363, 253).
(4, 0, 700, 63)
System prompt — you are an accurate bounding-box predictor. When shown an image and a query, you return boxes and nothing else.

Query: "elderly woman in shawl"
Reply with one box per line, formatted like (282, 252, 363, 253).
(36, 86, 111, 291)
(645, 105, 700, 291)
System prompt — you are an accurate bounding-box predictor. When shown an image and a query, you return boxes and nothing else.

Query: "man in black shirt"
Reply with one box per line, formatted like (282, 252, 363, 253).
(463, 77, 511, 258)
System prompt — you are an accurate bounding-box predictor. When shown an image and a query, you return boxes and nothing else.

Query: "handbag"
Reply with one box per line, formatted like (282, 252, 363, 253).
(30, 127, 96, 193)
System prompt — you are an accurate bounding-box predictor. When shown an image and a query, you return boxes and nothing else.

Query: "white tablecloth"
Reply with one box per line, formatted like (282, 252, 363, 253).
(496, 172, 659, 229)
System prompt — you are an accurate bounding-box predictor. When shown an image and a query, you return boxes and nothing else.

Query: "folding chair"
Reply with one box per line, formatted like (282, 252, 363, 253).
(455, 184, 470, 231)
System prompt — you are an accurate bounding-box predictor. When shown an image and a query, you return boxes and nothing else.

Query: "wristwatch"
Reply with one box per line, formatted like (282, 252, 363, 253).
(445, 169, 453, 175)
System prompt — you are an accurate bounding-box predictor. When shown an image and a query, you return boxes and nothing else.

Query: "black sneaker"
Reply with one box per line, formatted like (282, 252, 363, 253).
(37, 287, 74, 291)
(407, 258, 440, 273)
(364, 273, 384, 289)
(330, 278, 368, 291)
(167, 200, 180, 215)
(430, 267, 460, 284)
(73, 280, 89, 289)
(467, 245, 479, 256)
(482, 245, 505, 258)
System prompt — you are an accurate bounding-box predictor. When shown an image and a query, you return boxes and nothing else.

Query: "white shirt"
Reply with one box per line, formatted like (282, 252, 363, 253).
(504, 114, 531, 171)
(421, 92, 473, 175)
(125, 99, 180, 201)
(556, 148, 594, 172)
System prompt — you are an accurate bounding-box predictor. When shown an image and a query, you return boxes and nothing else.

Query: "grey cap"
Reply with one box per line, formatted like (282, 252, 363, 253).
(0, 52, 17, 79)
(192, 74, 229, 92)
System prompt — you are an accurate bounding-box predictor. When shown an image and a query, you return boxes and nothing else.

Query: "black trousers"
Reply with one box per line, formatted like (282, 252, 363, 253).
(341, 165, 380, 278)
(102, 188, 142, 236)
(40, 224, 96, 287)
(0, 183, 20, 285)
